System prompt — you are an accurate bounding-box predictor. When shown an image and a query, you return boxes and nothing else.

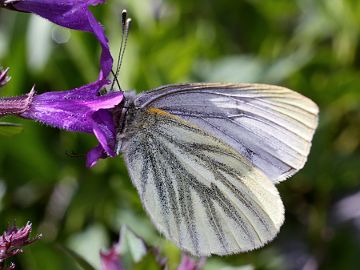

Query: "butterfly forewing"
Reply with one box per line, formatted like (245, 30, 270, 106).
(122, 107, 284, 256)
(133, 83, 319, 183)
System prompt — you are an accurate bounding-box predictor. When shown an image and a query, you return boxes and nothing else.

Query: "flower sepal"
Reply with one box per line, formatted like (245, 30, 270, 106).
(0, 87, 34, 117)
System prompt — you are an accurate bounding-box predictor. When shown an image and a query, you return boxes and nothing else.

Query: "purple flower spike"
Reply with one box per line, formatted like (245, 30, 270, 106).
(20, 81, 119, 133)
(0, 80, 123, 166)
(0, 67, 11, 87)
(0, 222, 41, 269)
(20, 82, 123, 166)
(1, 0, 112, 79)
(0, 0, 123, 166)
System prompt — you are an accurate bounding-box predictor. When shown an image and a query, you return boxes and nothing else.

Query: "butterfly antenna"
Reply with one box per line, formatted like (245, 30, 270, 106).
(65, 151, 85, 158)
(110, 9, 132, 91)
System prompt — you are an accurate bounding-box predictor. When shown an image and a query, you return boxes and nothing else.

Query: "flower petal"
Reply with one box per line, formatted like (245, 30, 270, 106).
(20, 82, 123, 133)
(86, 144, 107, 168)
(9, 0, 112, 78)
(92, 109, 116, 157)
(0, 87, 34, 116)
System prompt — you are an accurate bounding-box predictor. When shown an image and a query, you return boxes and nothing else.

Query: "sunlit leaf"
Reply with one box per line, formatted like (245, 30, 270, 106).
(119, 226, 147, 264)
(56, 245, 97, 270)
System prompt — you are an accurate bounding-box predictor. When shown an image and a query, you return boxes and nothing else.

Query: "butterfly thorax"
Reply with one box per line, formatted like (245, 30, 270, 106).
(115, 91, 162, 154)
(114, 91, 136, 154)
(115, 104, 176, 154)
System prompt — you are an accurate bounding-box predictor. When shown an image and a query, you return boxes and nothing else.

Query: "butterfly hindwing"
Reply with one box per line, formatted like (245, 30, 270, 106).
(134, 83, 319, 183)
(122, 107, 284, 256)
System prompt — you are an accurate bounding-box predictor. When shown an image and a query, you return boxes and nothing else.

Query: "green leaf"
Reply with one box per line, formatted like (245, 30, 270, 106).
(0, 122, 23, 136)
(133, 252, 164, 270)
(119, 225, 148, 263)
(56, 245, 97, 270)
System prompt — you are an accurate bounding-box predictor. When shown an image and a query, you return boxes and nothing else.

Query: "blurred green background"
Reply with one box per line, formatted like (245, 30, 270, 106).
(1, 0, 360, 269)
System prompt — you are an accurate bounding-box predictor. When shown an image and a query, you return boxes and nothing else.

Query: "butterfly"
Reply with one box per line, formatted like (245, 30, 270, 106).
(115, 82, 318, 256)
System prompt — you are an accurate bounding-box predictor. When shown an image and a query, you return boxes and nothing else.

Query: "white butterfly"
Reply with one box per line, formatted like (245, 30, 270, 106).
(116, 82, 318, 256)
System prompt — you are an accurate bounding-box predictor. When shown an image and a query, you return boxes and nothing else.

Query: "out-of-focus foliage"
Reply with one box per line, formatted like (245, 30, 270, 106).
(0, 123, 23, 137)
(0, 0, 360, 269)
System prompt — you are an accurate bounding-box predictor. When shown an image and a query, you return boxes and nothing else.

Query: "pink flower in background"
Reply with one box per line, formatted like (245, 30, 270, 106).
(100, 243, 124, 270)
(100, 226, 206, 270)
(177, 255, 206, 270)
(0, 222, 41, 269)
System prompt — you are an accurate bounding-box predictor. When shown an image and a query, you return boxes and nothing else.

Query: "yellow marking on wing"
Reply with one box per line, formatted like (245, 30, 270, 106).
(146, 107, 197, 127)
(147, 107, 175, 117)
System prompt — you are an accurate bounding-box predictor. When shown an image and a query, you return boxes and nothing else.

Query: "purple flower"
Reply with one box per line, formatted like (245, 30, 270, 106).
(100, 242, 124, 270)
(0, 81, 123, 167)
(0, 222, 41, 269)
(177, 254, 206, 270)
(100, 226, 206, 270)
(0, 0, 124, 166)
(1, 0, 112, 79)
